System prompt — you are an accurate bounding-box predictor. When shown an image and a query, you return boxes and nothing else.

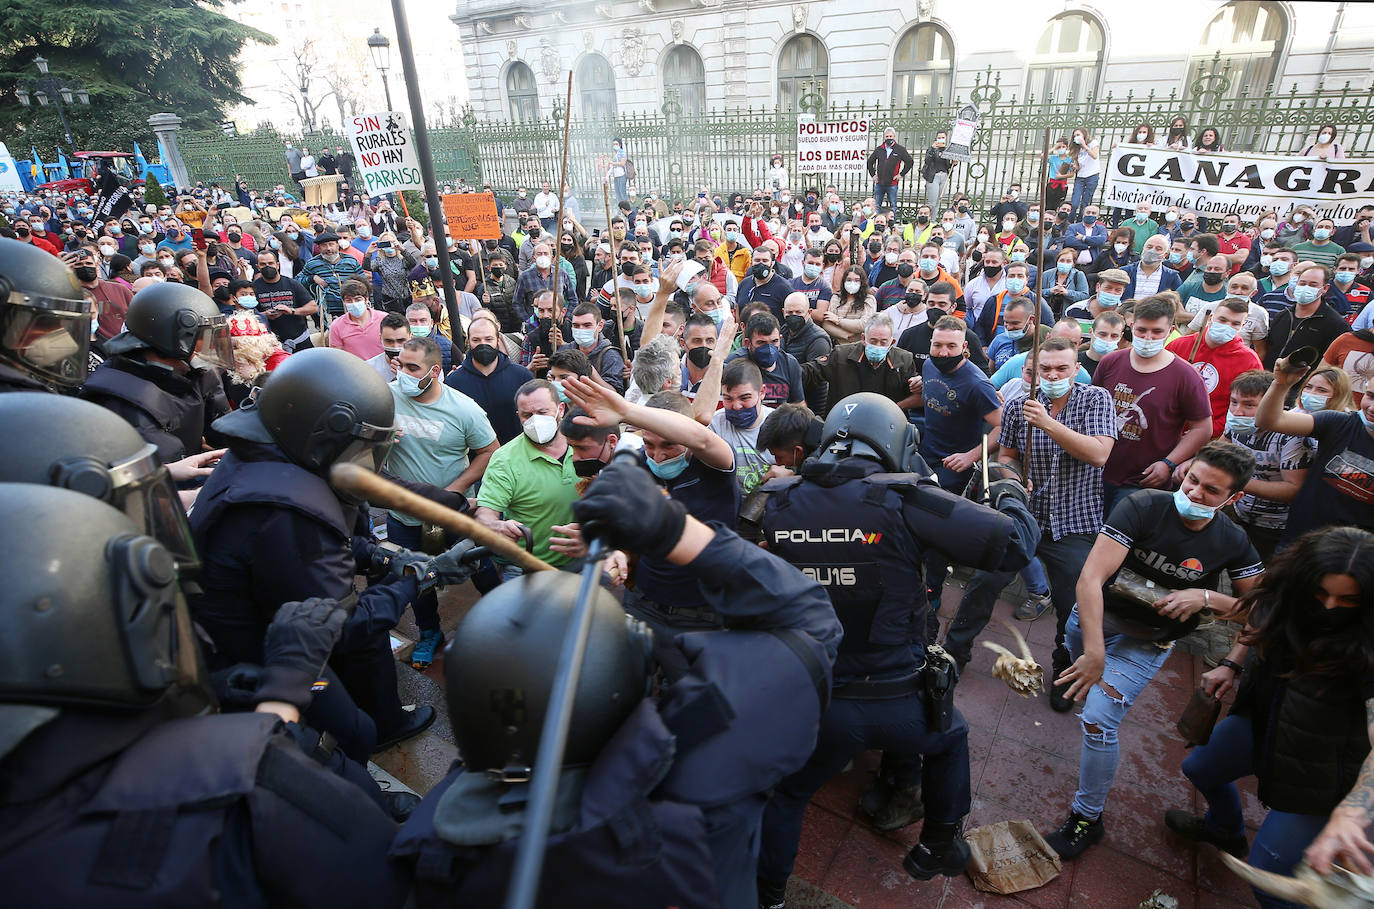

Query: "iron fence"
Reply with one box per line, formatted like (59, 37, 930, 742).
(177, 55, 1374, 222)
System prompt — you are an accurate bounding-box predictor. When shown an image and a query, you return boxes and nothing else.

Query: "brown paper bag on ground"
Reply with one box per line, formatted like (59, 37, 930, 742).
(966, 819, 1063, 894)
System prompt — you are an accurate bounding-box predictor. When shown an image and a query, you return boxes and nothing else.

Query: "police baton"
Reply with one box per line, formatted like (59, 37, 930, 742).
(504, 435, 645, 909)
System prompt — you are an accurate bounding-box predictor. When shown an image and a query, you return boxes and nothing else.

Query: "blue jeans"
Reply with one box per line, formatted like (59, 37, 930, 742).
(385, 516, 439, 634)
(1070, 173, 1101, 220)
(1182, 714, 1329, 909)
(1022, 557, 1049, 597)
(945, 531, 1094, 663)
(925, 172, 948, 212)
(1065, 606, 1173, 819)
(613, 174, 628, 203)
(874, 182, 899, 212)
(758, 691, 972, 885)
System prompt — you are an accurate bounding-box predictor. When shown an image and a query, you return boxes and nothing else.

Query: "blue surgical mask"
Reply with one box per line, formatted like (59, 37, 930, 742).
(1132, 336, 1165, 358)
(345, 301, 368, 318)
(1335, 271, 1356, 286)
(1082, 215, 1098, 225)
(704, 307, 724, 326)
(1301, 392, 1328, 412)
(1002, 328, 1025, 341)
(1167, 251, 1184, 265)
(646, 450, 690, 480)
(395, 370, 431, 398)
(1091, 337, 1116, 356)
(1207, 322, 1239, 345)
(751, 343, 778, 369)
(1225, 412, 1256, 436)
(1314, 228, 1332, 241)
(237, 295, 259, 310)
(803, 263, 822, 280)
(572, 328, 598, 347)
(724, 404, 759, 428)
(1293, 284, 1321, 305)
(865, 343, 888, 363)
(1362, 410, 1374, 433)
(550, 379, 570, 403)
(1173, 487, 1218, 521)
(1186, 251, 1197, 264)
(1005, 277, 1027, 294)
(1098, 291, 1121, 307)
(1269, 259, 1290, 277)
(411, 325, 432, 338)
(1010, 251, 1027, 263)
(1056, 261, 1072, 274)
(425, 256, 439, 270)
(1039, 376, 1072, 399)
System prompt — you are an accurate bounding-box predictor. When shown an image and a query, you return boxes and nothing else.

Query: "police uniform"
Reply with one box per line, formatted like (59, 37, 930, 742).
(81, 354, 229, 462)
(392, 523, 843, 909)
(754, 394, 1039, 892)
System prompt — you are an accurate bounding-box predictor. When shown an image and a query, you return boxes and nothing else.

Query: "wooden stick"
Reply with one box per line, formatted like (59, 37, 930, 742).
(549, 71, 574, 327)
(330, 462, 553, 574)
(1034, 128, 1051, 316)
(603, 180, 628, 360)
(1024, 128, 1052, 482)
(1189, 309, 1212, 362)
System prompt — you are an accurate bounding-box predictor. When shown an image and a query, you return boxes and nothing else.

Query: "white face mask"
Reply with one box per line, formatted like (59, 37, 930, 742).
(522, 413, 559, 445)
(1320, 132, 1334, 144)
(1002, 220, 1016, 230)
(535, 255, 552, 270)
(25, 329, 80, 367)
(1114, 243, 1129, 254)
(844, 280, 861, 294)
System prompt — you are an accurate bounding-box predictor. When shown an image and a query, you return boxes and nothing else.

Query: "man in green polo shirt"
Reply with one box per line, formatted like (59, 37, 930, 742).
(475, 378, 581, 580)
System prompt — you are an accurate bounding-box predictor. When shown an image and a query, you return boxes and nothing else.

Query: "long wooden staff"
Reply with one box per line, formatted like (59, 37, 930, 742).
(549, 71, 574, 327)
(602, 180, 628, 360)
(1024, 128, 1053, 481)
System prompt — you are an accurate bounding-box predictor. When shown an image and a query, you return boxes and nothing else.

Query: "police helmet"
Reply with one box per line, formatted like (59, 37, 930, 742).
(0, 236, 91, 387)
(0, 484, 211, 756)
(818, 392, 917, 472)
(445, 570, 652, 779)
(212, 346, 398, 473)
(105, 280, 233, 367)
(0, 393, 199, 574)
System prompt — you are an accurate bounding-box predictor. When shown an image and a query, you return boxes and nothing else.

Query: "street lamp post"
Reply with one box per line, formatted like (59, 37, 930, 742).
(368, 28, 393, 110)
(14, 56, 89, 147)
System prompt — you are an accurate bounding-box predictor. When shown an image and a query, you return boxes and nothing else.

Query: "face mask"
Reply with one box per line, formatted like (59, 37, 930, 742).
(647, 450, 690, 480)
(99, 245, 117, 258)
(1207, 322, 1239, 345)
(632, 282, 656, 300)
(1259, 228, 1276, 240)
(1201, 272, 1226, 288)
(345, 301, 368, 318)
(139, 223, 155, 235)
(1225, 412, 1256, 436)
(1314, 228, 1332, 241)
(802, 263, 822, 281)
(1133, 212, 1151, 224)
(1293, 213, 1307, 224)
(1293, 284, 1322, 305)
(73, 265, 98, 282)
(158, 257, 174, 268)
(1028, 212, 1041, 224)
(1259, 254, 1273, 269)
(724, 404, 759, 429)
(1320, 132, 1334, 144)
(548, 379, 570, 404)
(1005, 277, 1027, 294)
(914, 258, 937, 276)
(982, 264, 1003, 278)
(355, 226, 372, 239)
(1136, 132, 1149, 142)
(783, 314, 808, 334)
(863, 205, 874, 216)
(930, 353, 963, 373)
(751, 264, 772, 282)
(570, 327, 599, 347)
(1056, 261, 1073, 274)
(1167, 251, 1184, 265)
(865, 343, 888, 363)
(407, 324, 430, 339)
(522, 413, 559, 445)
(535, 255, 552, 270)
(1301, 392, 1328, 412)
(236, 295, 259, 310)
(1269, 259, 1290, 277)
(527, 227, 541, 238)
(1083, 215, 1098, 225)
(1141, 248, 1167, 266)
(1164, 212, 1178, 223)
(941, 221, 955, 231)
(686, 346, 713, 369)
(1091, 336, 1116, 356)
(1173, 487, 1218, 521)
(703, 307, 725, 327)
(260, 265, 279, 280)
(1363, 257, 1374, 271)
(1003, 328, 1025, 340)
(396, 369, 433, 397)
(1335, 271, 1356, 286)
(138, 242, 156, 256)
(1223, 224, 1239, 235)
(977, 233, 990, 244)
(958, 205, 969, 214)
(1132, 336, 1165, 358)
(1039, 376, 1072, 398)
(896, 262, 915, 279)
(1114, 243, 1129, 255)
(24, 329, 80, 368)
(751, 343, 778, 368)
(1363, 409, 1374, 434)
(883, 251, 899, 265)
(1010, 250, 1028, 263)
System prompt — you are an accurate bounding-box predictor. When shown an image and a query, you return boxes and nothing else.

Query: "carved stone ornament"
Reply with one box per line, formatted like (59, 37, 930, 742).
(584, 31, 594, 50)
(917, 0, 933, 19)
(507, 39, 517, 60)
(620, 27, 647, 77)
(671, 19, 684, 42)
(552, 10, 568, 25)
(595, 3, 613, 18)
(513, 14, 531, 28)
(540, 39, 562, 80)
(792, 3, 806, 32)
(476, 20, 493, 34)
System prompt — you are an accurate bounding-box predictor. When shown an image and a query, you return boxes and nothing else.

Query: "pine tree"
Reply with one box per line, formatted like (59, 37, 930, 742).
(143, 177, 168, 207)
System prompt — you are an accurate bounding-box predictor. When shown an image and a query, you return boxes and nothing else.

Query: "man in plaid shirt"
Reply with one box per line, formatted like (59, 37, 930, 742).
(943, 337, 1117, 713)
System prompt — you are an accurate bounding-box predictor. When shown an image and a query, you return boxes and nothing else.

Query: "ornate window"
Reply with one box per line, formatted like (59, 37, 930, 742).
(663, 44, 706, 115)
(577, 53, 618, 122)
(892, 24, 954, 107)
(1193, 1, 1287, 92)
(505, 62, 538, 122)
(1026, 12, 1105, 101)
(777, 34, 827, 111)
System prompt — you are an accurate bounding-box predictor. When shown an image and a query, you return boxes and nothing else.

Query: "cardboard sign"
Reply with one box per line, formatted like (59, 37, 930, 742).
(443, 192, 502, 240)
(942, 105, 980, 163)
(796, 116, 871, 174)
(346, 111, 423, 198)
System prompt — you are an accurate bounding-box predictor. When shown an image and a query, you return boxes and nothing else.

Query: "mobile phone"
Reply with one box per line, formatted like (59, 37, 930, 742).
(378, 240, 393, 250)
(191, 228, 206, 250)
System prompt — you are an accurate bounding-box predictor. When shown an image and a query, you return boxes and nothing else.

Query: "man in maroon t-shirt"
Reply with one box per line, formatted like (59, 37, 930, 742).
(1092, 297, 1213, 511)
(1166, 297, 1262, 437)
(71, 247, 135, 340)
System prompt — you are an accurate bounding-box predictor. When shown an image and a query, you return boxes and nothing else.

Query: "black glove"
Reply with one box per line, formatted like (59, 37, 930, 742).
(417, 539, 481, 591)
(210, 663, 266, 711)
(573, 458, 687, 560)
(372, 544, 430, 580)
(254, 598, 350, 710)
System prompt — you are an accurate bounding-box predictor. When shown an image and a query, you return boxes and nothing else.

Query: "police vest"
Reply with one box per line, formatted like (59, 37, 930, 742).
(81, 358, 206, 461)
(761, 472, 927, 677)
(393, 702, 722, 909)
(0, 713, 278, 908)
(191, 450, 351, 545)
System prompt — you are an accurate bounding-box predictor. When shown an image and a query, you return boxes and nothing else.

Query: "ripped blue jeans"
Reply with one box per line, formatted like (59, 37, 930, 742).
(1065, 606, 1174, 820)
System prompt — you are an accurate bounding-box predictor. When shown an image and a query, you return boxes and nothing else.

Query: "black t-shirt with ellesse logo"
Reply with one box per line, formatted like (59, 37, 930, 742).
(1100, 489, 1264, 638)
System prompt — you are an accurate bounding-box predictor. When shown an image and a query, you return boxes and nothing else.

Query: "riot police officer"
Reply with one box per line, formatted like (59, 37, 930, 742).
(190, 347, 457, 760)
(0, 236, 92, 392)
(80, 280, 232, 462)
(0, 484, 407, 907)
(756, 393, 1040, 904)
(391, 456, 843, 909)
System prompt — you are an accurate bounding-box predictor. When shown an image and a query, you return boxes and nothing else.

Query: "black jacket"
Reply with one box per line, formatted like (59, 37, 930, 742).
(866, 142, 915, 186)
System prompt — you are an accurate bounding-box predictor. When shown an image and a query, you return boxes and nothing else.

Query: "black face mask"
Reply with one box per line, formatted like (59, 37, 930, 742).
(620, 262, 636, 277)
(982, 264, 1003, 278)
(824, 251, 840, 263)
(930, 353, 964, 374)
(527, 227, 540, 238)
(228, 232, 241, 243)
(470, 343, 499, 366)
(686, 346, 713, 369)
(74, 265, 98, 282)
(1202, 272, 1224, 287)
(573, 458, 605, 478)
(905, 292, 924, 308)
(868, 242, 882, 255)
(896, 263, 915, 279)
(751, 264, 771, 282)
(212, 286, 232, 303)
(561, 242, 574, 252)
(485, 240, 498, 250)
(916, 215, 929, 224)
(783, 314, 807, 334)
(260, 265, 279, 280)
(490, 269, 505, 280)
(537, 317, 553, 333)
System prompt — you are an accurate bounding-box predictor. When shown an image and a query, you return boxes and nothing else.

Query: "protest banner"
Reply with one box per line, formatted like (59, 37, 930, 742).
(1103, 143, 1374, 222)
(345, 110, 424, 198)
(796, 116, 871, 174)
(942, 105, 980, 164)
(442, 192, 502, 240)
